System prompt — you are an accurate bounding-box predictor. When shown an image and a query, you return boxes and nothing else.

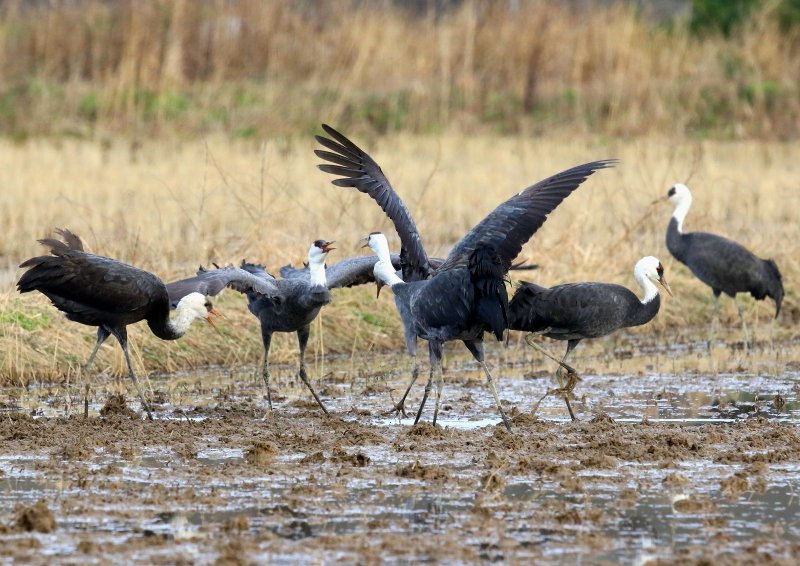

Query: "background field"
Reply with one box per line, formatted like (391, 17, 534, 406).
(0, 0, 798, 384)
(0, 134, 797, 384)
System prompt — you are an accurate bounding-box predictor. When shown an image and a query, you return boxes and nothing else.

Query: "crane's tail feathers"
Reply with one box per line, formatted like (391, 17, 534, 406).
(763, 258, 783, 317)
(470, 247, 508, 341)
(35, 228, 85, 257)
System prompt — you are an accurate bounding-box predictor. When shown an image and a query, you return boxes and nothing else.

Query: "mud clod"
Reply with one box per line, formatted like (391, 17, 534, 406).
(99, 393, 139, 419)
(16, 500, 56, 533)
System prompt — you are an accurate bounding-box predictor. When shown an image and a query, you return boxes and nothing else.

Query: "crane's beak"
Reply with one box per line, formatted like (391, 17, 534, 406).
(204, 305, 224, 335)
(321, 241, 336, 253)
(376, 280, 384, 298)
(649, 195, 669, 206)
(360, 235, 370, 249)
(658, 275, 673, 297)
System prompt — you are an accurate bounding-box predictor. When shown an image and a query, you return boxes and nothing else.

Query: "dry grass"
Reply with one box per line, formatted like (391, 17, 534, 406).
(0, 132, 797, 384)
(0, 1, 799, 139)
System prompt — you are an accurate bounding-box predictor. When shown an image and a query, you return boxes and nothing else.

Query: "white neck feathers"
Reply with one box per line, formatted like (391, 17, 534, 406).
(309, 256, 327, 287)
(168, 305, 198, 337)
(637, 275, 659, 304)
(374, 260, 404, 288)
(671, 192, 692, 233)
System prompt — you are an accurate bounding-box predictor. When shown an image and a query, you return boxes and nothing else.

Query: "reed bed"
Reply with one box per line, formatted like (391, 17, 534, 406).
(0, 133, 797, 384)
(0, 0, 799, 139)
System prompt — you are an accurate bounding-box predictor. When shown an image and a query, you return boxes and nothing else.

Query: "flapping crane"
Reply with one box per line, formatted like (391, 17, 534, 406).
(316, 124, 614, 431)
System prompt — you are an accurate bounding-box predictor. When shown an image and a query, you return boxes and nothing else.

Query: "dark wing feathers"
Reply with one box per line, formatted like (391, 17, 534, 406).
(165, 265, 279, 308)
(508, 281, 635, 337)
(315, 124, 431, 282)
(441, 160, 616, 272)
(18, 251, 159, 314)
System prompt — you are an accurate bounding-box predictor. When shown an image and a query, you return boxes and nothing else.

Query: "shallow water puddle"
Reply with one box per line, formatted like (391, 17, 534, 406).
(1, 338, 799, 563)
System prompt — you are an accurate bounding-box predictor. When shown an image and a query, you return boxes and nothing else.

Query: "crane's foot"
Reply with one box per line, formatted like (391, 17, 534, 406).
(383, 399, 410, 418)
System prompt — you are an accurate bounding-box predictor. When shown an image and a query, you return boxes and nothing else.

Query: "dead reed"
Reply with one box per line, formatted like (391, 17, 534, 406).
(0, 0, 799, 139)
(0, 132, 796, 384)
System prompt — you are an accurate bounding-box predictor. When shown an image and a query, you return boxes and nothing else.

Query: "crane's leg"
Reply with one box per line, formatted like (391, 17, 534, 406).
(524, 334, 578, 374)
(387, 333, 418, 417)
(428, 341, 447, 428)
(710, 290, 722, 344)
(83, 326, 111, 374)
(110, 327, 153, 421)
(735, 297, 750, 351)
(259, 324, 274, 411)
(297, 325, 329, 415)
(554, 341, 580, 421)
(414, 343, 436, 426)
(464, 340, 511, 432)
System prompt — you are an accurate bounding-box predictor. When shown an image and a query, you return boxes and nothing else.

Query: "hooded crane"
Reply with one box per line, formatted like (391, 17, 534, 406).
(665, 183, 783, 337)
(177, 240, 402, 414)
(508, 256, 672, 420)
(17, 229, 280, 420)
(316, 124, 614, 431)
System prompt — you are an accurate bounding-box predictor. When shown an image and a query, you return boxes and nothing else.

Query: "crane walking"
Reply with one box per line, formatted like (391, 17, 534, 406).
(508, 256, 672, 419)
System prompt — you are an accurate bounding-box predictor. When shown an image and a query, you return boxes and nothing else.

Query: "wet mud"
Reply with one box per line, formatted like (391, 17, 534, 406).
(1, 335, 800, 564)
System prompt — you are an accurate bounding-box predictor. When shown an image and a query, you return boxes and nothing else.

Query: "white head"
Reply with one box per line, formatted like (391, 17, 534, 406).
(667, 183, 692, 205)
(361, 232, 402, 296)
(307, 239, 334, 287)
(171, 292, 220, 335)
(308, 239, 335, 265)
(363, 232, 392, 262)
(633, 256, 673, 303)
(666, 183, 693, 231)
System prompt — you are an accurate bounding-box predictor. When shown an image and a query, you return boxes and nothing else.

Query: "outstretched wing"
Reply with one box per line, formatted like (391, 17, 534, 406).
(166, 265, 279, 308)
(438, 160, 616, 272)
(314, 124, 431, 282)
(280, 254, 403, 288)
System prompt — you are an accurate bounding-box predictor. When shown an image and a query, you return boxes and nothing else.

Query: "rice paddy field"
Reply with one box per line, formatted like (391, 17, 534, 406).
(2, 1, 800, 564)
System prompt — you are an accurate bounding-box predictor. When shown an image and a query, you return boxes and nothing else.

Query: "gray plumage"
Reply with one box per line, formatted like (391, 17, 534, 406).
(509, 282, 661, 340)
(17, 229, 218, 420)
(316, 124, 615, 430)
(166, 265, 280, 309)
(666, 183, 783, 317)
(507, 256, 671, 420)
(279, 254, 403, 288)
(177, 242, 399, 413)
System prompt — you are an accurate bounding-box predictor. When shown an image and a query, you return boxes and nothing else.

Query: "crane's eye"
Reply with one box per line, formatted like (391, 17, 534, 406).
(667, 187, 676, 197)
(204, 300, 213, 310)
(657, 264, 664, 276)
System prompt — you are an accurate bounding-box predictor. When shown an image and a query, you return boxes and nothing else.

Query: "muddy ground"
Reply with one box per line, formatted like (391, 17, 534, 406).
(1, 333, 800, 564)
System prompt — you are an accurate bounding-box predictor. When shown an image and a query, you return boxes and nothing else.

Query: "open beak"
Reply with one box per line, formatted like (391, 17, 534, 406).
(376, 280, 384, 298)
(209, 307, 225, 318)
(321, 241, 336, 253)
(658, 275, 674, 297)
(360, 236, 370, 249)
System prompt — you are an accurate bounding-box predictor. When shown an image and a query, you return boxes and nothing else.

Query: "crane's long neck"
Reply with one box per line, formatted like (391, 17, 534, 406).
(148, 306, 196, 341)
(374, 260, 405, 288)
(309, 256, 327, 287)
(671, 193, 692, 233)
(628, 274, 661, 327)
(637, 274, 660, 304)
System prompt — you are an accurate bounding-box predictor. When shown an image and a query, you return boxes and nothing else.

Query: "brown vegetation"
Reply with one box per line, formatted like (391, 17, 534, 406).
(0, 134, 796, 384)
(0, 0, 799, 139)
